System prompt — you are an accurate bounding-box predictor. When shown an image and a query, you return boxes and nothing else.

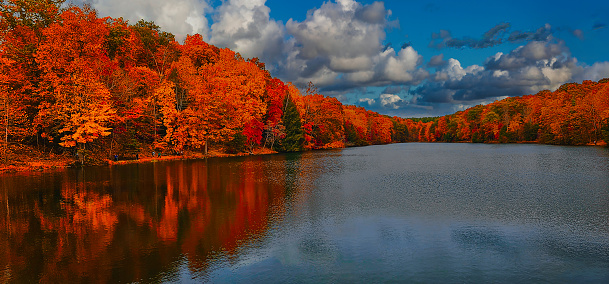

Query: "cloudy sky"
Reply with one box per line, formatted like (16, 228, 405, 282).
(82, 0, 609, 117)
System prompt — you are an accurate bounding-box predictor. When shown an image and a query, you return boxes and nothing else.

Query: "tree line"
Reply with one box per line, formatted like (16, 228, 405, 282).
(396, 79, 609, 145)
(1, 1, 608, 165)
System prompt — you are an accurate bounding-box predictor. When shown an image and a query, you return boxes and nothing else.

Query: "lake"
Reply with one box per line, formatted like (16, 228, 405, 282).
(1, 143, 609, 283)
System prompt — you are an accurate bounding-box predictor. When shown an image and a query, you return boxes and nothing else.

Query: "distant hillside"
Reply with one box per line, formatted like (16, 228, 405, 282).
(398, 79, 609, 145)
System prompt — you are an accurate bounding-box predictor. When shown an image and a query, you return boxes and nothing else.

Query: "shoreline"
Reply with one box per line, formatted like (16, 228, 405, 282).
(2, 141, 606, 174)
(107, 148, 278, 166)
(0, 147, 279, 174)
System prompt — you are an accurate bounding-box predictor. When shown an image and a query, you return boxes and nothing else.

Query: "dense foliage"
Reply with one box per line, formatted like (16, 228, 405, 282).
(1, 1, 608, 164)
(411, 79, 609, 145)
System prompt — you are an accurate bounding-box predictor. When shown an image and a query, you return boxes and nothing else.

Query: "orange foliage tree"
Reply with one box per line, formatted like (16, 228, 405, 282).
(2, 0, 609, 166)
(34, 7, 115, 155)
(343, 105, 370, 145)
(262, 78, 287, 148)
(296, 83, 345, 149)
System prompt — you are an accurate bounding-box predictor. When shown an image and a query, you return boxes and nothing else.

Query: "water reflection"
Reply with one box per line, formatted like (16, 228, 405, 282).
(0, 156, 289, 283)
(1, 144, 609, 283)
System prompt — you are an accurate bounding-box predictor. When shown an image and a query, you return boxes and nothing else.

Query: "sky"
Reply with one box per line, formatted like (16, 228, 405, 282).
(79, 0, 609, 117)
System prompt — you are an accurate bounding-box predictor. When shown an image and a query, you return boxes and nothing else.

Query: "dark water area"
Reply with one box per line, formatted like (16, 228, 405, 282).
(1, 143, 609, 283)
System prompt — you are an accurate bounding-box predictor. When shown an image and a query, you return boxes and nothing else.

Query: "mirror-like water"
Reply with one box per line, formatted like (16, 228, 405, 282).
(1, 143, 608, 283)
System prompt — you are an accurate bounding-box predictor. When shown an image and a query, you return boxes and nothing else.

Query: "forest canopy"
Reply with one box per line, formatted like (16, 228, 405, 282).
(1, 0, 608, 165)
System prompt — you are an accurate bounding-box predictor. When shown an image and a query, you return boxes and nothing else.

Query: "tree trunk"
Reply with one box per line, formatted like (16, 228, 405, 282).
(110, 130, 114, 156)
(78, 143, 85, 164)
(153, 101, 157, 143)
(4, 93, 8, 165)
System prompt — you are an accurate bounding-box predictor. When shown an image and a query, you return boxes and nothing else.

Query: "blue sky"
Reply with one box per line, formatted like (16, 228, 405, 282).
(85, 0, 609, 117)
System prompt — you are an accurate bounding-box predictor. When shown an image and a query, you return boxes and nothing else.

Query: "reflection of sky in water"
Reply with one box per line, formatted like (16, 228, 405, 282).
(203, 144, 609, 283)
(203, 215, 609, 283)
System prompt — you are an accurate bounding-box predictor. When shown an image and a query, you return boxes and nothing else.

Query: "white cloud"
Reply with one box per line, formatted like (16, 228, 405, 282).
(539, 59, 578, 91)
(329, 56, 373, 73)
(383, 46, 422, 82)
(519, 40, 563, 61)
(337, 0, 357, 11)
(357, 93, 406, 111)
(301, 66, 340, 87)
(414, 39, 609, 107)
(493, 70, 509, 78)
(575, 62, 609, 82)
(520, 66, 545, 81)
(346, 70, 375, 83)
(434, 58, 482, 81)
(380, 93, 403, 109)
(209, 0, 285, 63)
(90, 0, 210, 41)
(285, 1, 385, 61)
(279, 0, 428, 89)
(444, 58, 466, 80)
(359, 98, 375, 105)
(465, 64, 484, 74)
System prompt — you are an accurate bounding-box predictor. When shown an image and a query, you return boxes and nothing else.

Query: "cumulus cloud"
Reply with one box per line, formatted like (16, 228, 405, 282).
(285, 0, 387, 61)
(433, 58, 483, 82)
(382, 46, 424, 82)
(574, 62, 609, 82)
(485, 40, 567, 70)
(279, 0, 426, 90)
(209, 0, 285, 63)
(379, 93, 403, 109)
(358, 93, 407, 110)
(354, 1, 387, 24)
(89, 0, 210, 41)
(359, 97, 375, 105)
(413, 38, 609, 110)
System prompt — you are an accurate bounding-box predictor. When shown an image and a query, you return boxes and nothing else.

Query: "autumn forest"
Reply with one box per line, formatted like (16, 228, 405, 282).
(1, 1, 609, 168)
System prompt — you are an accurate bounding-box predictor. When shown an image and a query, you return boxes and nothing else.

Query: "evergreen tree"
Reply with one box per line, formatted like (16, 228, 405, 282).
(275, 96, 303, 152)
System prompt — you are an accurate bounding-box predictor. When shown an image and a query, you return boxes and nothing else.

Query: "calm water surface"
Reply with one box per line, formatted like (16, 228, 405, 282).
(1, 143, 608, 283)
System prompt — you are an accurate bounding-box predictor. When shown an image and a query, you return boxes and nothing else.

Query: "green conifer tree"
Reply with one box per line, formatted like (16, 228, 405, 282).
(275, 96, 303, 152)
